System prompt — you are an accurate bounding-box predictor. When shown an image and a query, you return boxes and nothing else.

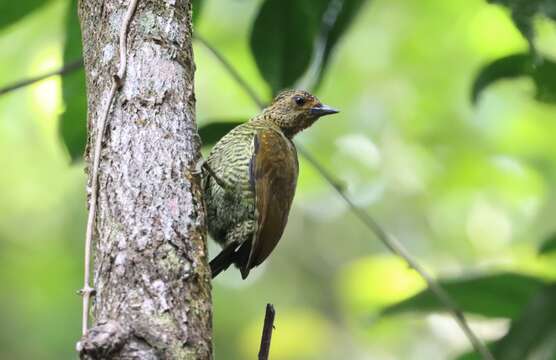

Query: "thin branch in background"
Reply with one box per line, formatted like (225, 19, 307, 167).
(297, 150, 494, 360)
(0, 59, 83, 96)
(258, 304, 276, 360)
(193, 35, 266, 109)
(195, 35, 495, 360)
(80, 0, 139, 336)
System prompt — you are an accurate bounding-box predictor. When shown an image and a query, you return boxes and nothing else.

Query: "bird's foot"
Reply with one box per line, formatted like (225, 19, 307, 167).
(193, 157, 206, 176)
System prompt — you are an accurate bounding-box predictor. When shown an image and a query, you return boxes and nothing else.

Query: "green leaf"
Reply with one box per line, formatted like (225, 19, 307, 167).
(198, 121, 244, 147)
(472, 53, 530, 104)
(381, 272, 545, 320)
(456, 343, 497, 360)
(59, 0, 87, 162)
(250, 0, 323, 94)
(539, 233, 556, 255)
(532, 56, 556, 103)
(494, 284, 556, 360)
(472, 53, 556, 104)
(313, 0, 368, 88)
(192, 0, 203, 24)
(250, 0, 368, 94)
(486, 0, 556, 49)
(0, 0, 51, 30)
(492, 0, 538, 46)
(458, 284, 556, 360)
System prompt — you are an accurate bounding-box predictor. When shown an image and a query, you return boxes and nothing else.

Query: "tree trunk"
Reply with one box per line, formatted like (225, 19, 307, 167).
(77, 0, 212, 358)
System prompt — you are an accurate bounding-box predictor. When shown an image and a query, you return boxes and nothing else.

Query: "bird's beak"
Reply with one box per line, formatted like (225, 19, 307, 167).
(310, 103, 339, 117)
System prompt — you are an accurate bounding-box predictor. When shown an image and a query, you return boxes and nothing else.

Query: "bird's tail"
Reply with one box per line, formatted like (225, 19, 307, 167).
(210, 241, 251, 278)
(210, 243, 237, 278)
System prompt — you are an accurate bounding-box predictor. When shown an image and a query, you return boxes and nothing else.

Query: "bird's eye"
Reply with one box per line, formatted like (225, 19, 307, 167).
(293, 96, 305, 106)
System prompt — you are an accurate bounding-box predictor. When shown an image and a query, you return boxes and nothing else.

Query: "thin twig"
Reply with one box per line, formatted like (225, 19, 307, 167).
(297, 150, 494, 360)
(80, 0, 139, 336)
(258, 304, 276, 360)
(195, 35, 495, 360)
(0, 59, 83, 96)
(193, 35, 266, 109)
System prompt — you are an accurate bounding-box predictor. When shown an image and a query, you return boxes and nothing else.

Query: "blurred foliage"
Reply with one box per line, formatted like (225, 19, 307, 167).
(472, 53, 556, 104)
(250, 0, 320, 93)
(381, 272, 546, 319)
(459, 284, 556, 360)
(474, 1, 556, 105)
(0, 0, 52, 30)
(539, 233, 556, 255)
(192, 0, 204, 24)
(2, 0, 556, 359)
(493, 284, 556, 360)
(337, 255, 426, 314)
(488, 0, 556, 46)
(60, 0, 86, 162)
(250, 0, 368, 94)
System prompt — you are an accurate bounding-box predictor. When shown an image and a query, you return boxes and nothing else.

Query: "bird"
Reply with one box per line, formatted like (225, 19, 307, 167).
(202, 89, 338, 279)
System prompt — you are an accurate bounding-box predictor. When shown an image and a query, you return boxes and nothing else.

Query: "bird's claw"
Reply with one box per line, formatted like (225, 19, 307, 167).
(193, 157, 206, 176)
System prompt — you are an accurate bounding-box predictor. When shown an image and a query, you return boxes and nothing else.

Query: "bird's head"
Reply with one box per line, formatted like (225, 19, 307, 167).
(262, 89, 339, 137)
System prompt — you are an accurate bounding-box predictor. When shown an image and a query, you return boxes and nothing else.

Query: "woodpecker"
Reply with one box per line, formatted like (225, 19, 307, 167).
(203, 89, 338, 279)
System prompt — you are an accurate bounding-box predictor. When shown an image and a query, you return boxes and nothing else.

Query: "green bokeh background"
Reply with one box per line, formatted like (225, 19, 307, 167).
(1, 0, 556, 359)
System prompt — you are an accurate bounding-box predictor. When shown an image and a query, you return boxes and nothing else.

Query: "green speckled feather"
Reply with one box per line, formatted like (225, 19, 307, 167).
(204, 117, 298, 277)
(204, 89, 338, 278)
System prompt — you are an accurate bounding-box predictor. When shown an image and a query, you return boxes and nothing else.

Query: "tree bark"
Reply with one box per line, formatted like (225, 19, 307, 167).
(77, 0, 212, 358)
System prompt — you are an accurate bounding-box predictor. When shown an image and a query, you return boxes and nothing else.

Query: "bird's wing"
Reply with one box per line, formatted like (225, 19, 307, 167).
(241, 128, 299, 278)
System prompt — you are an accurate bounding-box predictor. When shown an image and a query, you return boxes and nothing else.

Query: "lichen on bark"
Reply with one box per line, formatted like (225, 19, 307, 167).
(77, 0, 212, 358)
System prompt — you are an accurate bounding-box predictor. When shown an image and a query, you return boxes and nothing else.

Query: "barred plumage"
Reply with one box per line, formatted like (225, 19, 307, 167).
(204, 90, 339, 279)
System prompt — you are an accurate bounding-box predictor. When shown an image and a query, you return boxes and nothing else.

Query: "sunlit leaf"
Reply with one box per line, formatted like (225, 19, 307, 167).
(338, 255, 425, 314)
(198, 121, 244, 147)
(487, 0, 556, 49)
(60, 0, 86, 162)
(381, 272, 545, 319)
(0, 0, 51, 30)
(539, 233, 556, 255)
(472, 53, 556, 104)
